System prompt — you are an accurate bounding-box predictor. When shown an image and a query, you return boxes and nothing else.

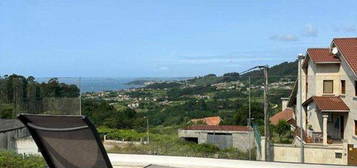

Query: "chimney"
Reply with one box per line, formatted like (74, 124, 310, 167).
(281, 97, 289, 111)
(297, 54, 305, 129)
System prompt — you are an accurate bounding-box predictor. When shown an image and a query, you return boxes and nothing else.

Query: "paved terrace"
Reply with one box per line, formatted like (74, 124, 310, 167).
(109, 154, 348, 168)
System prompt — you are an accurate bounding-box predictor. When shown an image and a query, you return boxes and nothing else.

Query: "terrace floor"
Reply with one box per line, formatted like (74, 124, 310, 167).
(109, 154, 347, 168)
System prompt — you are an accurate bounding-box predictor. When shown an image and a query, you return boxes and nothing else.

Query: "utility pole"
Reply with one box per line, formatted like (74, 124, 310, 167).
(263, 65, 269, 161)
(146, 117, 150, 144)
(298, 54, 305, 163)
(79, 77, 82, 115)
(240, 65, 270, 161)
(248, 76, 251, 160)
(248, 76, 251, 127)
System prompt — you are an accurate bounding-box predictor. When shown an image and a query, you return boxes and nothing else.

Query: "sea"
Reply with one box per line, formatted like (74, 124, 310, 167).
(36, 77, 189, 93)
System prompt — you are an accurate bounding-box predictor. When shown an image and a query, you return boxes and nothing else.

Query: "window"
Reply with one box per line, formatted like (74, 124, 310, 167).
(355, 120, 357, 135)
(323, 80, 333, 94)
(341, 80, 346, 94)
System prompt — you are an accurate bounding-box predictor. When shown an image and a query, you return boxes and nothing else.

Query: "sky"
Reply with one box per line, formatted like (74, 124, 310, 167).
(1, 0, 357, 78)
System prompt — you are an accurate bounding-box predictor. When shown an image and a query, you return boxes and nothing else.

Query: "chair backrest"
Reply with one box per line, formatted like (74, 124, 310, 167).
(17, 114, 113, 168)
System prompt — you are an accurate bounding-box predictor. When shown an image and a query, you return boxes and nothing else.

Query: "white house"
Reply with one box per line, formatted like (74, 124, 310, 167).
(263, 38, 357, 165)
(288, 38, 357, 145)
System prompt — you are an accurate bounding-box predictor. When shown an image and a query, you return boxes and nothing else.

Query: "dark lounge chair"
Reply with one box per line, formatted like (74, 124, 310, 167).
(17, 114, 113, 168)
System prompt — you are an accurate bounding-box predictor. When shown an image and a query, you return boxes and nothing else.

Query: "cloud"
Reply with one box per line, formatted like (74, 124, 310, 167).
(269, 34, 298, 41)
(303, 24, 318, 37)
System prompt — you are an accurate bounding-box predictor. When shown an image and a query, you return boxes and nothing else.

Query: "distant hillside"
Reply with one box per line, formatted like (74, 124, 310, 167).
(241, 60, 298, 83)
(142, 60, 297, 89)
(187, 72, 240, 86)
(126, 80, 151, 86)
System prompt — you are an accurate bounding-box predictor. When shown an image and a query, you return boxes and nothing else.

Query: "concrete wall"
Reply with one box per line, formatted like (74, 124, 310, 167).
(0, 128, 30, 151)
(0, 128, 39, 155)
(178, 129, 255, 152)
(338, 53, 357, 144)
(306, 102, 322, 132)
(232, 131, 255, 152)
(296, 57, 305, 130)
(15, 136, 40, 155)
(271, 144, 347, 165)
(313, 64, 340, 97)
(178, 129, 208, 144)
(261, 138, 348, 165)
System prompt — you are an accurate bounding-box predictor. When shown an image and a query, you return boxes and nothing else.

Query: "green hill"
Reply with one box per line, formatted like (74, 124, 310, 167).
(241, 60, 298, 84)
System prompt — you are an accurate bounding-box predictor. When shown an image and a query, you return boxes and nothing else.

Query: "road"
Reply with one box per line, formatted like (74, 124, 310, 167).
(108, 154, 350, 168)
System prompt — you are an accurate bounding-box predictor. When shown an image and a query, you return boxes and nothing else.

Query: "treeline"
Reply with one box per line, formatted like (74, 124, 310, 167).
(143, 72, 240, 90)
(82, 99, 146, 131)
(187, 72, 240, 86)
(241, 60, 298, 84)
(0, 74, 80, 118)
(167, 86, 216, 100)
(145, 82, 182, 89)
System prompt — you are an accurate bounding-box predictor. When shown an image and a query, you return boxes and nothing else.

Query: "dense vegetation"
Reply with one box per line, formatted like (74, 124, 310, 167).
(82, 100, 146, 131)
(0, 151, 45, 168)
(0, 74, 80, 118)
(241, 60, 297, 84)
(83, 61, 297, 132)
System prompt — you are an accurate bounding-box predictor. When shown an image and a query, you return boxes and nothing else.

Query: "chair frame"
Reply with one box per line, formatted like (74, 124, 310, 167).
(17, 114, 113, 168)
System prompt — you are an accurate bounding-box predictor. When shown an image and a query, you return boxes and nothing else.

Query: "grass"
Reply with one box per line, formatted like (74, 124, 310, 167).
(100, 127, 254, 160)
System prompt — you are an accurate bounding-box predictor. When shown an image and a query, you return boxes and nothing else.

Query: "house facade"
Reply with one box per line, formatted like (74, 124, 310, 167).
(264, 38, 357, 165)
(291, 38, 357, 145)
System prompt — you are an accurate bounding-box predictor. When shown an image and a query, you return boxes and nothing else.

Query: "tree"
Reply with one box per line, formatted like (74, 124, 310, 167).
(274, 120, 291, 141)
(222, 72, 240, 82)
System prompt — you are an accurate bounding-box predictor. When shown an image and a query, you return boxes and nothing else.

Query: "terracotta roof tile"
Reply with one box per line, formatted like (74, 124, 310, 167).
(333, 38, 357, 75)
(302, 96, 349, 112)
(190, 116, 222, 126)
(307, 48, 340, 63)
(184, 125, 251, 131)
(270, 108, 295, 125)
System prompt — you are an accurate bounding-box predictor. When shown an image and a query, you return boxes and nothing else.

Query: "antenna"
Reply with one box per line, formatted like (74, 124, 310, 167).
(332, 47, 338, 55)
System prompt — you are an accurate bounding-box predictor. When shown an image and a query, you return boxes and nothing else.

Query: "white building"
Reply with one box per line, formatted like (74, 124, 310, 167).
(0, 119, 40, 155)
(289, 38, 357, 145)
(266, 38, 357, 165)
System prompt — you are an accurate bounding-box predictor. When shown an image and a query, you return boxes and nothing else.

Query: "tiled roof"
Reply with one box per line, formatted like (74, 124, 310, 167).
(307, 48, 340, 63)
(190, 116, 222, 126)
(0, 119, 25, 133)
(302, 96, 349, 112)
(270, 108, 295, 125)
(184, 125, 251, 131)
(333, 38, 357, 75)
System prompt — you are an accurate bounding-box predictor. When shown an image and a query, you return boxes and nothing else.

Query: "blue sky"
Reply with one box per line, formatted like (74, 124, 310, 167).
(1, 0, 357, 77)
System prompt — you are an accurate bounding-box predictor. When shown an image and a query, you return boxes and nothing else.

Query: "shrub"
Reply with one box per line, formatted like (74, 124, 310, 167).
(0, 151, 46, 168)
(98, 127, 146, 141)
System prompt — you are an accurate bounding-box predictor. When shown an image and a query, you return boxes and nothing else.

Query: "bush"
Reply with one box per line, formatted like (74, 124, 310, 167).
(98, 127, 146, 141)
(0, 151, 46, 168)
